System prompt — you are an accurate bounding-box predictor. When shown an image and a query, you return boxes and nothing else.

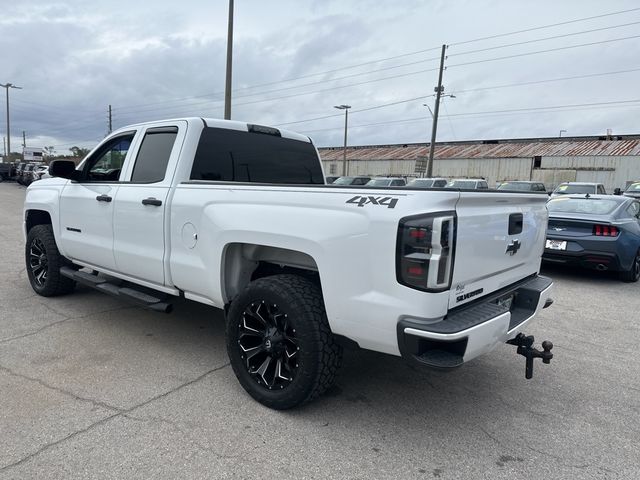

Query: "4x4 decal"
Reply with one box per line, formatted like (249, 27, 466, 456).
(346, 195, 399, 209)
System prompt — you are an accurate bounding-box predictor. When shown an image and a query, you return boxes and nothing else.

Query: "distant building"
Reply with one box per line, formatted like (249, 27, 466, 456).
(318, 134, 640, 191)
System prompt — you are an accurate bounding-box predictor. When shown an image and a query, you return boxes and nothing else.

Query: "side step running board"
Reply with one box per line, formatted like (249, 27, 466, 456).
(60, 267, 173, 313)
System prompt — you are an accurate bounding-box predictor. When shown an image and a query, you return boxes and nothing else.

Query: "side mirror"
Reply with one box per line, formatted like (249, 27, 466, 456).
(49, 160, 80, 181)
(614, 188, 622, 195)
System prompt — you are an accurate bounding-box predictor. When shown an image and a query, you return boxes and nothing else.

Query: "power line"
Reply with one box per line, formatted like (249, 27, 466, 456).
(113, 66, 442, 121)
(449, 20, 640, 58)
(113, 55, 443, 115)
(275, 67, 640, 127)
(448, 34, 640, 69)
(299, 99, 640, 134)
(450, 7, 640, 46)
(109, 8, 640, 114)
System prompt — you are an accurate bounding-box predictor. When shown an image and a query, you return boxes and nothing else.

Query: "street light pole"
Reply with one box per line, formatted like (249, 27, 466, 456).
(334, 105, 351, 176)
(1, 83, 22, 159)
(224, 0, 234, 120)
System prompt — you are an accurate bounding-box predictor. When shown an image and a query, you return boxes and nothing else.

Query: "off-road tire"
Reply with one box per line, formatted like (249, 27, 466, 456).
(226, 274, 342, 409)
(25, 224, 76, 296)
(620, 250, 640, 282)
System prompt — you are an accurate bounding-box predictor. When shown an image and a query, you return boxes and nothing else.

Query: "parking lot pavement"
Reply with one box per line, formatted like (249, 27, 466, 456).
(1, 182, 639, 480)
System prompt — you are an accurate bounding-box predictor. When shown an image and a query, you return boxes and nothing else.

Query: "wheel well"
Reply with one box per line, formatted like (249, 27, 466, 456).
(222, 243, 320, 303)
(26, 210, 52, 233)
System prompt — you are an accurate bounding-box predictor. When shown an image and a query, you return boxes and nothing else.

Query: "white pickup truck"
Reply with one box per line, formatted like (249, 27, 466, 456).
(24, 117, 554, 409)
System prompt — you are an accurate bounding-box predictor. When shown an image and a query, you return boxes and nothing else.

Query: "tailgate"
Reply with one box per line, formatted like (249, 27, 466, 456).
(449, 192, 548, 308)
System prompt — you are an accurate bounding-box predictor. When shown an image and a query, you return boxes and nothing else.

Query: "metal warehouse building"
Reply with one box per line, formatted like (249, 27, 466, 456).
(318, 134, 640, 191)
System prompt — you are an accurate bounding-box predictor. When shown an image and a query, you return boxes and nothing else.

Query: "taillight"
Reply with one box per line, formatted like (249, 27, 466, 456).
(396, 212, 456, 291)
(593, 224, 619, 237)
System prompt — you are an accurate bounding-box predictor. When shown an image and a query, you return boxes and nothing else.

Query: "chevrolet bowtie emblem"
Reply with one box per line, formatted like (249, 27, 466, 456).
(506, 239, 521, 256)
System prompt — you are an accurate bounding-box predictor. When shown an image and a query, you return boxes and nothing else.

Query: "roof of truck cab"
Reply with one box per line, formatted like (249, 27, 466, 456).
(114, 117, 312, 144)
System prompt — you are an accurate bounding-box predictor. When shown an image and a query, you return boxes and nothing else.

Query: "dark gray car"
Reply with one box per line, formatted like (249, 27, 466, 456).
(543, 195, 640, 281)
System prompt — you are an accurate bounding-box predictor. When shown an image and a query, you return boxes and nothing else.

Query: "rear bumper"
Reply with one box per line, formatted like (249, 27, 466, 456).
(542, 248, 623, 271)
(397, 275, 553, 368)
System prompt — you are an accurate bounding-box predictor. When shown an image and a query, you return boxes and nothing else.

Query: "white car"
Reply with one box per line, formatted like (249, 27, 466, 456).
(23, 117, 554, 409)
(31, 165, 50, 182)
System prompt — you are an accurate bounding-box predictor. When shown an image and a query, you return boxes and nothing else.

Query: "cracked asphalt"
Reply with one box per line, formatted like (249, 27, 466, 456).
(1, 181, 639, 479)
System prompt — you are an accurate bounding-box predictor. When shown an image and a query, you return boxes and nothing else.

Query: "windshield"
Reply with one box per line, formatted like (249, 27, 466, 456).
(367, 179, 391, 186)
(332, 177, 355, 185)
(547, 197, 619, 215)
(498, 182, 531, 191)
(447, 180, 476, 189)
(408, 179, 434, 188)
(626, 183, 640, 192)
(553, 184, 595, 195)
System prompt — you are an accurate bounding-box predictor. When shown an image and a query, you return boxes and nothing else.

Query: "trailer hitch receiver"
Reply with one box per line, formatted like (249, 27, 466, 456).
(507, 333, 553, 379)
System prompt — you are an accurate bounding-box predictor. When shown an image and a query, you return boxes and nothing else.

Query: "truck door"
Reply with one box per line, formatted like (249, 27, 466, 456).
(58, 133, 136, 270)
(112, 123, 184, 285)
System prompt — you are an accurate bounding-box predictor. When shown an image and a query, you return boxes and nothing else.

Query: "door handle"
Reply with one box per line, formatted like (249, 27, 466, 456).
(142, 198, 162, 206)
(96, 194, 112, 202)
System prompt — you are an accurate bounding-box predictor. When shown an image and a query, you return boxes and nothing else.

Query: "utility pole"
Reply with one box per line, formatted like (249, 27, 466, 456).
(2, 137, 5, 158)
(426, 45, 447, 178)
(108, 105, 113, 134)
(224, 0, 234, 120)
(1, 83, 22, 159)
(22, 130, 26, 148)
(334, 105, 351, 176)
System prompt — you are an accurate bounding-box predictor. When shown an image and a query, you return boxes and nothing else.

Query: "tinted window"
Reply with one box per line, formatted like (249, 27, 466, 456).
(190, 127, 322, 184)
(597, 185, 606, 194)
(408, 179, 434, 188)
(547, 198, 619, 215)
(391, 179, 405, 186)
(352, 177, 370, 185)
(478, 181, 488, 189)
(130, 128, 178, 183)
(84, 134, 134, 182)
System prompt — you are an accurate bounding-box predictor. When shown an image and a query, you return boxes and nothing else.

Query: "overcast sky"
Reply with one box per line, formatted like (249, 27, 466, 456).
(2, 0, 640, 154)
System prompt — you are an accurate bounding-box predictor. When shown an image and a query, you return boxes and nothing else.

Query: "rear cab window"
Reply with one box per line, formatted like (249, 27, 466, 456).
(190, 127, 323, 184)
(130, 127, 178, 183)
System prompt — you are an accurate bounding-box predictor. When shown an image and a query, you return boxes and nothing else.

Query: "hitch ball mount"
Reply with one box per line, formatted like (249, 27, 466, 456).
(507, 333, 553, 379)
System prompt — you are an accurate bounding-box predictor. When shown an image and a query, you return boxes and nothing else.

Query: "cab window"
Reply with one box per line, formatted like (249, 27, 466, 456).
(83, 133, 135, 182)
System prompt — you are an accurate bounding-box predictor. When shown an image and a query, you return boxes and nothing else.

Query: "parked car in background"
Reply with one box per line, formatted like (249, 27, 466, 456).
(446, 178, 489, 189)
(15, 163, 26, 184)
(550, 182, 606, 197)
(365, 177, 406, 187)
(543, 195, 640, 281)
(497, 181, 547, 193)
(623, 182, 640, 199)
(31, 165, 50, 182)
(407, 177, 447, 188)
(0, 163, 14, 182)
(20, 164, 36, 186)
(331, 175, 371, 186)
(325, 176, 340, 184)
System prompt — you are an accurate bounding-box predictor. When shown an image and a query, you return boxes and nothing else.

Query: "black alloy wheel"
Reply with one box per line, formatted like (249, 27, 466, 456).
(28, 237, 49, 287)
(25, 224, 76, 296)
(238, 300, 300, 390)
(226, 274, 342, 409)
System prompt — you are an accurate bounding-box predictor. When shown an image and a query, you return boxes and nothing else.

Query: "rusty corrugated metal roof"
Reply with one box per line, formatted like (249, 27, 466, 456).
(318, 136, 640, 161)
